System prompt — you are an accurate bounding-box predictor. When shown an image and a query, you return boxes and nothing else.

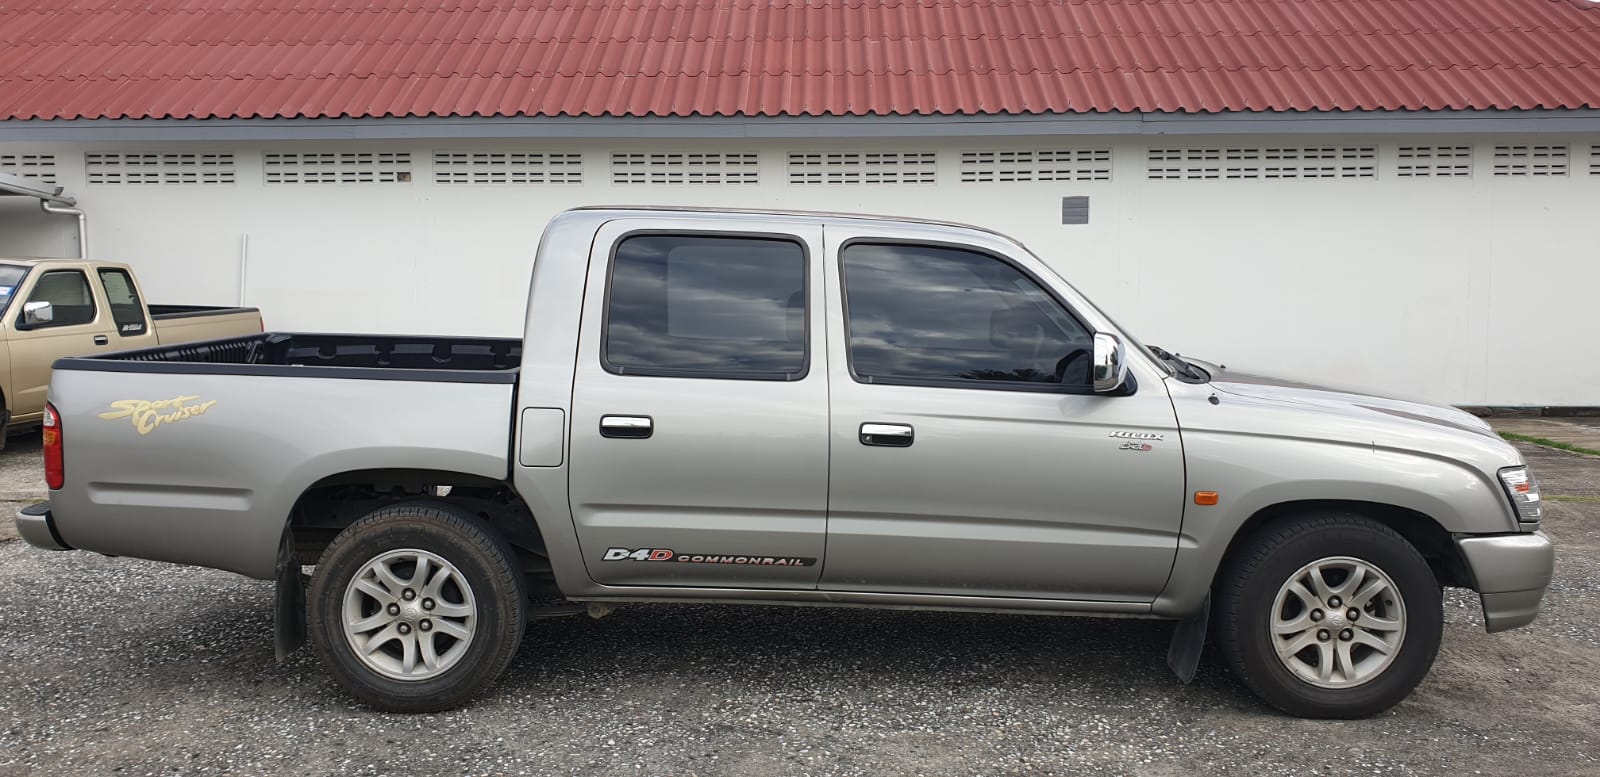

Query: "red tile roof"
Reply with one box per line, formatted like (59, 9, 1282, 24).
(2, 0, 1598, 121)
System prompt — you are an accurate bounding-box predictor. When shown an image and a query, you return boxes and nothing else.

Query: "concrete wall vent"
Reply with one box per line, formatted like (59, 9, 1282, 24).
(86, 153, 234, 185)
(788, 152, 936, 185)
(264, 152, 412, 184)
(1396, 145, 1473, 178)
(434, 152, 582, 184)
(1148, 147, 1376, 180)
(612, 153, 758, 185)
(0, 153, 57, 184)
(1493, 145, 1568, 177)
(960, 150, 1111, 182)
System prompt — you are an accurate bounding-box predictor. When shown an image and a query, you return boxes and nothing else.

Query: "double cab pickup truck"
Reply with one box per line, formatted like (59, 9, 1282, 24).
(18, 208, 1553, 718)
(0, 257, 262, 439)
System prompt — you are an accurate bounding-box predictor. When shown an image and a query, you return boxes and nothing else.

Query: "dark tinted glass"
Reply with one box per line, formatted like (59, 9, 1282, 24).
(98, 269, 148, 336)
(25, 270, 97, 328)
(605, 235, 807, 378)
(842, 243, 1092, 387)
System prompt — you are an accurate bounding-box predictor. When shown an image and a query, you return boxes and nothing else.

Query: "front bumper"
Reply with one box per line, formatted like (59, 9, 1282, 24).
(16, 501, 71, 551)
(1457, 531, 1554, 633)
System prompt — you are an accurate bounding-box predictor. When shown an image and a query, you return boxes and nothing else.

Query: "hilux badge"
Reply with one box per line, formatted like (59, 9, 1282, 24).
(1109, 431, 1164, 441)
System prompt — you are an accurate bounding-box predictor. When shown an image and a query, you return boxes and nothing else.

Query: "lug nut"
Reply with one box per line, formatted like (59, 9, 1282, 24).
(1328, 596, 1342, 608)
(1317, 629, 1331, 641)
(1339, 629, 1353, 641)
(419, 619, 432, 632)
(1348, 608, 1361, 621)
(1310, 609, 1324, 622)
(402, 589, 417, 601)
(422, 598, 435, 611)
(397, 623, 411, 635)
(386, 603, 400, 616)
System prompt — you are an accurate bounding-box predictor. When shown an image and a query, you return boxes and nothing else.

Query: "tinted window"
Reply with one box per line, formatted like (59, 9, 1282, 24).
(22, 270, 97, 328)
(842, 243, 1092, 388)
(605, 235, 807, 379)
(97, 269, 148, 336)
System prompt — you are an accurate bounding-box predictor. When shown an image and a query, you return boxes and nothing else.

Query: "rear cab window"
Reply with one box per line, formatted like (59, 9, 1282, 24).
(602, 233, 808, 380)
(96, 268, 149, 336)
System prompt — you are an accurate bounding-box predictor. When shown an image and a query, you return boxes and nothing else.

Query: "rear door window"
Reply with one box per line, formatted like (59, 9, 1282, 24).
(603, 234, 809, 380)
(97, 268, 148, 336)
(20, 270, 97, 329)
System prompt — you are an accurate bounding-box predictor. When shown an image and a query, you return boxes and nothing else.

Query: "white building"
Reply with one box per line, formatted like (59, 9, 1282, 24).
(1, 1, 1598, 406)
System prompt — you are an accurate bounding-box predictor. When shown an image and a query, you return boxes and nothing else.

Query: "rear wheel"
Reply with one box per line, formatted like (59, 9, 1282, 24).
(308, 502, 526, 712)
(1215, 512, 1442, 718)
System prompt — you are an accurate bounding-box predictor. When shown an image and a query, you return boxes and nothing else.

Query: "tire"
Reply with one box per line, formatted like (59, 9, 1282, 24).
(308, 502, 526, 713)
(1214, 512, 1443, 719)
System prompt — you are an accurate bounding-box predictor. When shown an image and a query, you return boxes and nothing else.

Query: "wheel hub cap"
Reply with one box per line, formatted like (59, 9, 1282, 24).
(341, 548, 478, 681)
(1270, 556, 1407, 689)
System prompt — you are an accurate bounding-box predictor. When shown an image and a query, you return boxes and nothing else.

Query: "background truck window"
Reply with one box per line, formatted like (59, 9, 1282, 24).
(23, 270, 97, 328)
(604, 234, 808, 379)
(841, 243, 1092, 388)
(97, 268, 148, 336)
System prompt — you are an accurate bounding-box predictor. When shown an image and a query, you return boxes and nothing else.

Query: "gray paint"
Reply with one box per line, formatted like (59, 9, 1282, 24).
(3, 110, 1600, 142)
(1061, 196, 1090, 225)
(28, 207, 1554, 639)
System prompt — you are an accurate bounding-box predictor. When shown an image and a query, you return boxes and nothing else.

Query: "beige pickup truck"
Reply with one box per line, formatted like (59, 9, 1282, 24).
(0, 257, 261, 437)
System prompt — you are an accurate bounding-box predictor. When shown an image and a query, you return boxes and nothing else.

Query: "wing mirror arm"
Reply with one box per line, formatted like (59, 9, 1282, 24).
(1092, 332, 1129, 394)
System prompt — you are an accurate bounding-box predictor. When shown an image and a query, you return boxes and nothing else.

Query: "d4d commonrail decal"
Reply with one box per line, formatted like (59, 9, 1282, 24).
(603, 547, 816, 567)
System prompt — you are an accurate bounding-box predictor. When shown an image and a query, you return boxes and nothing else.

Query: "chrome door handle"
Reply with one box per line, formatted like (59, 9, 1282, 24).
(860, 422, 914, 447)
(599, 415, 653, 439)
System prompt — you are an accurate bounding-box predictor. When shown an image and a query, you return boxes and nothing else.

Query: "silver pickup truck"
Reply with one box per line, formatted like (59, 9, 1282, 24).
(19, 207, 1553, 718)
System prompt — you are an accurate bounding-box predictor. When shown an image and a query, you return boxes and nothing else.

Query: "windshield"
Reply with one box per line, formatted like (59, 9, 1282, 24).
(0, 264, 29, 318)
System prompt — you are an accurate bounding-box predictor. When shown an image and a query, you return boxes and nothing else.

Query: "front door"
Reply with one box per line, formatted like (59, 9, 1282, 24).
(6, 268, 114, 422)
(567, 218, 830, 589)
(820, 231, 1186, 602)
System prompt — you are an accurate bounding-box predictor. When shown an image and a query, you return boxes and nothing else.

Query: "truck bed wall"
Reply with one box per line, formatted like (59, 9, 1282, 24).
(47, 367, 515, 579)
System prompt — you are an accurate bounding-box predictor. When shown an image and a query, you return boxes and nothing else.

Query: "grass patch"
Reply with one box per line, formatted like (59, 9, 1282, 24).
(1498, 432, 1600, 458)
(1547, 495, 1600, 503)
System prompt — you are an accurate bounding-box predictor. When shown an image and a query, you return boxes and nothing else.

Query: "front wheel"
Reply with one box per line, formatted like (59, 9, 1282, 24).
(1214, 513, 1443, 718)
(308, 503, 527, 712)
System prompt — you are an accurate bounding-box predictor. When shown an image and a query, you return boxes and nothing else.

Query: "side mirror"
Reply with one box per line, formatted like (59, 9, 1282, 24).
(1092, 332, 1128, 393)
(21, 300, 53, 328)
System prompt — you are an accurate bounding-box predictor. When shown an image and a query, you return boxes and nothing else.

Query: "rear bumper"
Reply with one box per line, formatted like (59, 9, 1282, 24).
(1457, 531, 1554, 633)
(16, 501, 71, 551)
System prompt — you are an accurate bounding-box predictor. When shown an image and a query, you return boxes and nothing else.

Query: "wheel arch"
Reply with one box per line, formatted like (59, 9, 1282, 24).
(285, 467, 548, 572)
(1215, 500, 1472, 593)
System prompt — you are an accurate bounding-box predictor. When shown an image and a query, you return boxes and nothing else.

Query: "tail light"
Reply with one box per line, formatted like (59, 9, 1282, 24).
(43, 402, 63, 490)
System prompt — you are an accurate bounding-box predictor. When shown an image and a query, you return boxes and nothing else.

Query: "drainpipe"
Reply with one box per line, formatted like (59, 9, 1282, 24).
(40, 200, 88, 259)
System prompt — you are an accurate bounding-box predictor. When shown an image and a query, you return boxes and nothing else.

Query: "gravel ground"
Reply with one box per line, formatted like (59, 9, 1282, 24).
(1, 436, 1597, 776)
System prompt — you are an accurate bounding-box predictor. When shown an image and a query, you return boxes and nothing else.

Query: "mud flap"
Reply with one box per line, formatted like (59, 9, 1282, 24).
(273, 528, 306, 663)
(1166, 593, 1209, 684)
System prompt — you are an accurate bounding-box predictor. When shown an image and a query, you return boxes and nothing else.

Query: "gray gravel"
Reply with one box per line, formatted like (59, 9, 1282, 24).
(0, 438, 1598, 776)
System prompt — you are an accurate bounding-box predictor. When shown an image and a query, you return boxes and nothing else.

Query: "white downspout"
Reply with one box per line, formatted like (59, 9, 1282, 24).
(40, 200, 88, 259)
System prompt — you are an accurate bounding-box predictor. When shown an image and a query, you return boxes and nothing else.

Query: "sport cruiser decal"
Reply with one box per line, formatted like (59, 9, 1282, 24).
(603, 547, 816, 567)
(99, 395, 217, 435)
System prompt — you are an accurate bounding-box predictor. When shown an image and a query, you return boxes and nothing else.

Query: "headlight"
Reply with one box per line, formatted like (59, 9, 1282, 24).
(1498, 466, 1543, 523)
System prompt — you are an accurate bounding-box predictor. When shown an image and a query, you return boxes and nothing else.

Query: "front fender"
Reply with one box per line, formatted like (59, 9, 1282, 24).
(1152, 431, 1516, 617)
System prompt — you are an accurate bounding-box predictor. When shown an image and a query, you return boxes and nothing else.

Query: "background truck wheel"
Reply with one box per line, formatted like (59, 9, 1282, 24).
(1214, 512, 1443, 719)
(307, 502, 526, 713)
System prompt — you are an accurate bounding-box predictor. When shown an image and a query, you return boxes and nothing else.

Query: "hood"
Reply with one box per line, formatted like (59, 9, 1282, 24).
(1184, 358, 1497, 439)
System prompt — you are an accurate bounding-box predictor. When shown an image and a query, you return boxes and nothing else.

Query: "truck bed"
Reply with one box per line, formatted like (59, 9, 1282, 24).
(61, 332, 523, 383)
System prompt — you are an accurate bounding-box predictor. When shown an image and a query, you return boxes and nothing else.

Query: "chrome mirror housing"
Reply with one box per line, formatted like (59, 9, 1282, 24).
(22, 300, 53, 327)
(1092, 332, 1128, 393)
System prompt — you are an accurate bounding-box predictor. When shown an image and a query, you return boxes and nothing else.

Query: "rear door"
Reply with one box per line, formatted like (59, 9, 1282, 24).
(566, 217, 830, 588)
(93, 266, 159, 351)
(6, 267, 115, 421)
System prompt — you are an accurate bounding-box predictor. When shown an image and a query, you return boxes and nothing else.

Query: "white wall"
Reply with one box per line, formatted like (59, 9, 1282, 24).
(0, 134, 1595, 406)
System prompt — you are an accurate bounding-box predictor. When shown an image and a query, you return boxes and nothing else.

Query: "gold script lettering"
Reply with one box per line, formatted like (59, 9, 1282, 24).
(99, 395, 218, 435)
